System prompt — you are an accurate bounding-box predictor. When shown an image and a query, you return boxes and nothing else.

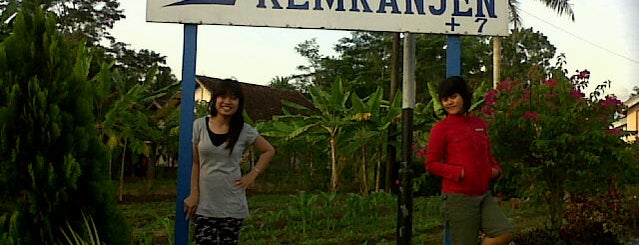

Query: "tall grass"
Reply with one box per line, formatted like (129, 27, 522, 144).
(60, 213, 103, 245)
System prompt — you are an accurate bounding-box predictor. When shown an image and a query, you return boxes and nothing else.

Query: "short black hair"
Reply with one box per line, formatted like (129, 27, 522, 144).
(437, 76, 472, 114)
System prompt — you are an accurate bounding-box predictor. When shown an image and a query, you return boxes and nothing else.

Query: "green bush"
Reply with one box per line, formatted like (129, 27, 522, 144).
(0, 2, 130, 244)
(482, 68, 635, 232)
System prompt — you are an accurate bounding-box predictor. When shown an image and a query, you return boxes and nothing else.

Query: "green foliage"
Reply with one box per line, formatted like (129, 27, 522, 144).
(292, 33, 493, 104)
(261, 79, 354, 191)
(483, 67, 635, 232)
(513, 184, 638, 245)
(0, 2, 130, 243)
(43, 0, 124, 45)
(561, 190, 630, 244)
(260, 79, 401, 193)
(243, 192, 445, 243)
(500, 27, 558, 81)
(60, 213, 104, 245)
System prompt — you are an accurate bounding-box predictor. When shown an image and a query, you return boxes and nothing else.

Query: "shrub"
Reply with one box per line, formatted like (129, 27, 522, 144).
(482, 67, 635, 232)
(0, 2, 130, 244)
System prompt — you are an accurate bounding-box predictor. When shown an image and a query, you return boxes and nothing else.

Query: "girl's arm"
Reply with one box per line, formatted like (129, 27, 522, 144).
(184, 143, 200, 220)
(235, 136, 275, 189)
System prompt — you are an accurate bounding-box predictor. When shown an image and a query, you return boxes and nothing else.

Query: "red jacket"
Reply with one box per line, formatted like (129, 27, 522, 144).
(425, 114, 501, 196)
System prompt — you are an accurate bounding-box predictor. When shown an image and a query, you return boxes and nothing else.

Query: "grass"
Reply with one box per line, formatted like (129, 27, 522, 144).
(119, 177, 550, 245)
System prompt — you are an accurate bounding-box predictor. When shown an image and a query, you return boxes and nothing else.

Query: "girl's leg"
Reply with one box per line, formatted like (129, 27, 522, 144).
(480, 192, 515, 245)
(194, 215, 221, 244)
(441, 193, 482, 245)
(218, 217, 244, 245)
(481, 233, 514, 245)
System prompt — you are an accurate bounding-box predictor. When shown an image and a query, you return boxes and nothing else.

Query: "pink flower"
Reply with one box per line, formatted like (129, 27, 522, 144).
(417, 148, 427, 158)
(484, 89, 498, 108)
(497, 79, 519, 92)
(523, 89, 531, 102)
(605, 128, 622, 135)
(523, 111, 540, 122)
(543, 79, 558, 87)
(485, 89, 498, 100)
(482, 107, 494, 117)
(579, 70, 590, 79)
(598, 95, 622, 107)
(571, 89, 585, 99)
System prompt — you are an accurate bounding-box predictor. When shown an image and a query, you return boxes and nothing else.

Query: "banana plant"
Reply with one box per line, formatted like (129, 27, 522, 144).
(420, 80, 489, 123)
(99, 67, 167, 201)
(260, 79, 354, 192)
(342, 86, 401, 194)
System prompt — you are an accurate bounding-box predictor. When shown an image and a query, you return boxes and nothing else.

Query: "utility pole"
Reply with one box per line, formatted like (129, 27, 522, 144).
(397, 32, 415, 245)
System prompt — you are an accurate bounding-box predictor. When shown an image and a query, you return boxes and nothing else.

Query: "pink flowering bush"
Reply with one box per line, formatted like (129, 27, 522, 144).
(482, 69, 636, 236)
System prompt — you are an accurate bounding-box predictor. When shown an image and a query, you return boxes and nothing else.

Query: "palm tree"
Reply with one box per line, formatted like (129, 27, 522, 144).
(509, 0, 575, 28)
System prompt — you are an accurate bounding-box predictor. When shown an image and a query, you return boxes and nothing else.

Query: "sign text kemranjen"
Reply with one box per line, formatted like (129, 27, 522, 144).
(147, 0, 508, 36)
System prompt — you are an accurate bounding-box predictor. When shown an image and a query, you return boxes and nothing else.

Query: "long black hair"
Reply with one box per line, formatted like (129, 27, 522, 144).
(208, 79, 245, 154)
(437, 76, 473, 115)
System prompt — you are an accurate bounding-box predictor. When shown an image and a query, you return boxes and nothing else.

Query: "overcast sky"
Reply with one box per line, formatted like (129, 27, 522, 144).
(111, 0, 638, 100)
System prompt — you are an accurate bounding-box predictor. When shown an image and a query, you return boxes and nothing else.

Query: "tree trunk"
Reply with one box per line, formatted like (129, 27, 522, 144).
(361, 147, 369, 195)
(543, 167, 565, 233)
(119, 138, 128, 202)
(329, 134, 339, 192)
(385, 32, 400, 193)
(108, 149, 112, 180)
(309, 150, 314, 178)
(375, 153, 381, 192)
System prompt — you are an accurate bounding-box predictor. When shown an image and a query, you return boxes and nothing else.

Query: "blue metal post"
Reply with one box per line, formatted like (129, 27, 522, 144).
(444, 35, 461, 245)
(175, 24, 198, 245)
(446, 35, 461, 78)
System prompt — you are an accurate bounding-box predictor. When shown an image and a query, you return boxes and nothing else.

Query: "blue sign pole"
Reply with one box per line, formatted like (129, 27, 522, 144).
(446, 35, 461, 78)
(443, 34, 461, 245)
(175, 24, 198, 245)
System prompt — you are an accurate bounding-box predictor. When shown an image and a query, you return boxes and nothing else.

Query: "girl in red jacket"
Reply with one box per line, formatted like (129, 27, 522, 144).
(425, 76, 514, 245)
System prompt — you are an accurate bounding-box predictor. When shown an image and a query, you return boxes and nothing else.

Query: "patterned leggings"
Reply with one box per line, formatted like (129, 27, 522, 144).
(193, 215, 244, 245)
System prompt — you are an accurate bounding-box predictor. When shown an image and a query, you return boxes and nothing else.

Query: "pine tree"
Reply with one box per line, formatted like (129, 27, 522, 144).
(0, 1, 130, 244)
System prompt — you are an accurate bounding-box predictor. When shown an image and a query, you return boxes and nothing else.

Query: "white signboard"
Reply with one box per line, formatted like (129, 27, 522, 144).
(147, 0, 509, 36)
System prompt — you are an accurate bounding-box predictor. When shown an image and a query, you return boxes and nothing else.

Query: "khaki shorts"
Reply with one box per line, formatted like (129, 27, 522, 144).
(441, 192, 514, 245)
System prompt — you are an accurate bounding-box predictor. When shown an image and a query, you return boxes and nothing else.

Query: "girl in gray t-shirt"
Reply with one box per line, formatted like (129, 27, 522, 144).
(183, 79, 275, 244)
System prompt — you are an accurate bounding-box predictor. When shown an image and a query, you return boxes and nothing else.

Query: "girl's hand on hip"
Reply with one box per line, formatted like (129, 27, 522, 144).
(235, 172, 257, 189)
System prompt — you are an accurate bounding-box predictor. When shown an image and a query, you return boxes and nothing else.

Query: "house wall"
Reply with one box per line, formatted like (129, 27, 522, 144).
(628, 107, 638, 142)
(624, 96, 639, 142)
(195, 83, 212, 103)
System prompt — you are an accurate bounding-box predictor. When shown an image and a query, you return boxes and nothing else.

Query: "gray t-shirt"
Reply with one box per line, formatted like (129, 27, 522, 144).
(192, 117, 259, 219)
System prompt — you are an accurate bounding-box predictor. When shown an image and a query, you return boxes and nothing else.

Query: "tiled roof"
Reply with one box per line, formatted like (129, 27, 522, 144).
(196, 76, 315, 122)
